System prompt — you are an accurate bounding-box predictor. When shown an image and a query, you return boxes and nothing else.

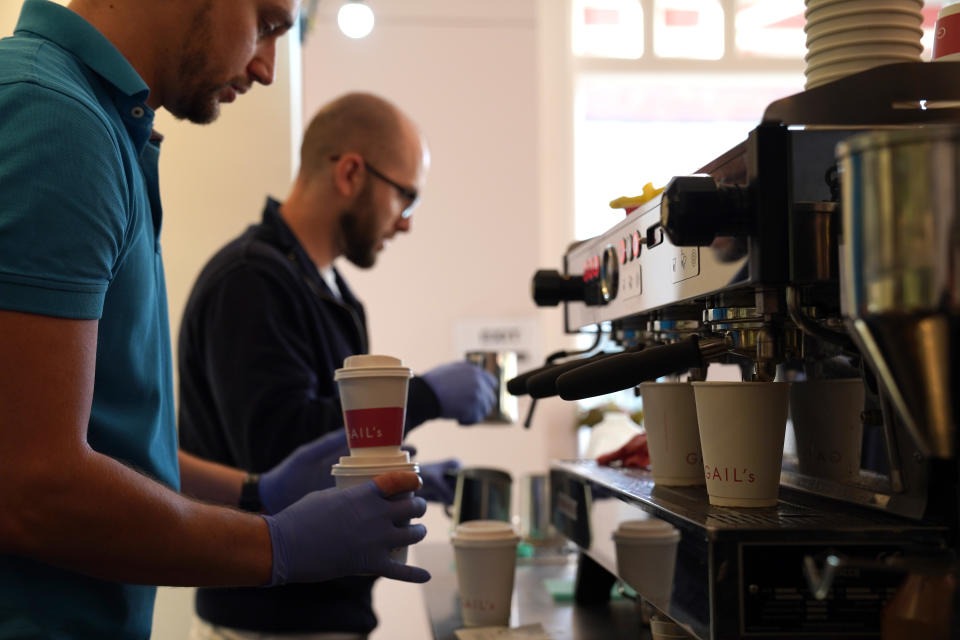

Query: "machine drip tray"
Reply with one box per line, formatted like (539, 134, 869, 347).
(550, 460, 948, 640)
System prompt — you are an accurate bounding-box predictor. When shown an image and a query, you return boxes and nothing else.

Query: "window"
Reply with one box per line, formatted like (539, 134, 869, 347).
(573, 0, 645, 59)
(653, 0, 724, 60)
(735, 0, 805, 58)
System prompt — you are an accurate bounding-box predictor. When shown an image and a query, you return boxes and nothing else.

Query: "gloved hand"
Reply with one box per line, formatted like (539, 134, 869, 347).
(421, 361, 498, 425)
(417, 459, 460, 505)
(259, 430, 350, 514)
(263, 475, 430, 585)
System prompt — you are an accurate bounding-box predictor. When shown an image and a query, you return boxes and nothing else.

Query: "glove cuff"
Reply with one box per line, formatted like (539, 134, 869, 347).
(262, 514, 288, 586)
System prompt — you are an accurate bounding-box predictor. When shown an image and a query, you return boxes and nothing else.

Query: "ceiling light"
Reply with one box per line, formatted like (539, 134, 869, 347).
(338, 1, 375, 39)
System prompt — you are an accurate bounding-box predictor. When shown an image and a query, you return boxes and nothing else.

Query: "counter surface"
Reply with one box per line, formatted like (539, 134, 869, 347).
(416, 542, 650, 640)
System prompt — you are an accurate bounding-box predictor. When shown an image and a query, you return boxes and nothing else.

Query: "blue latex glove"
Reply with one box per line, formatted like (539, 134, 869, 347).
(258, 430, 350, 514)
(421, 361, 498, 425)
(263, 482, 430, 585)
(417, 459, 461, 505)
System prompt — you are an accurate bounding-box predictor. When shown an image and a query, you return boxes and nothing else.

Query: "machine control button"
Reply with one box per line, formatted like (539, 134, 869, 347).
(632, 231, 643, 258)
(532, 269, 587, 306)
(647, 224, 665, 249)
(660, 175, 754, 246)
(599, 245, 619, 304)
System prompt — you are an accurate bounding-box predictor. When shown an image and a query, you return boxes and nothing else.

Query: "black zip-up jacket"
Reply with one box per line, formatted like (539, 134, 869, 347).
(177, 197, 440, 633)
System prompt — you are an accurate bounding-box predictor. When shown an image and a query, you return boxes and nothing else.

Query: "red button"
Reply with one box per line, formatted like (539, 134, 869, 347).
(633, 231, 642, 258)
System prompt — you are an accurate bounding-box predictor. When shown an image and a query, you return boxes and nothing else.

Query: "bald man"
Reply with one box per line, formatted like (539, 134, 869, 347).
(177, 93, 497, 638)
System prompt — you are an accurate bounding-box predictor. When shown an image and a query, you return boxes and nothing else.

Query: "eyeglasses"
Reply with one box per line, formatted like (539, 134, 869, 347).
(330, 155, 418, 219)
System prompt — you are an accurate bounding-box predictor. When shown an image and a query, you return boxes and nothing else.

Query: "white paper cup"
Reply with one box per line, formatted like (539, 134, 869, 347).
(451, 520, 519, 627)
(804, 0, 921, 13)
(805, 0, 922, 20)
(804, 39, 923, 62)
(693, 382, 790, 508)
(640, 382, 705, 486)
(804, 70, 851, 89)
(934, 2, 960, 61)
(805, 5, 922, 29)
(805, 12, 923, 39)
(805, 51, 919, 75)
(331, 452, 419, 564)
(790, 379, 864, 482)
(806, 25, 924, 49)
(334, 354, 412, 457)
(613, 519, 680, 608)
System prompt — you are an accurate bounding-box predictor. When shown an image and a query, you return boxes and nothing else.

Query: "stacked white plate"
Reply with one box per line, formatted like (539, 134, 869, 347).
(804, 0, 924, 89)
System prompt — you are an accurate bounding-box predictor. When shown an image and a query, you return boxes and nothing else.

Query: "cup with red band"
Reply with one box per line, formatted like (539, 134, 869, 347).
(934, 2, 960, 61)
(334, 354, 413, 457)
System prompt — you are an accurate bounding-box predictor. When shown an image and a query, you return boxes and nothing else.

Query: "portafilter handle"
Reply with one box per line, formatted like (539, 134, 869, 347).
(555, 336, 728, 401)
(525, 346, 643, 399)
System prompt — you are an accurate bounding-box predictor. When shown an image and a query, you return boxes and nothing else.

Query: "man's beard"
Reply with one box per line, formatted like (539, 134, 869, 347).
(339, 185, 381, 269)
(168, 1, 222, 124)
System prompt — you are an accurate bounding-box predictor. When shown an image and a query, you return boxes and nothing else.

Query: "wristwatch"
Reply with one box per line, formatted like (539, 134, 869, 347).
(238, 473, 263, 512)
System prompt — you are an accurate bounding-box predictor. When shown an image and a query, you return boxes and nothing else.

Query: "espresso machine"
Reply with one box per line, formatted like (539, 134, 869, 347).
(510, 62, 960, 639)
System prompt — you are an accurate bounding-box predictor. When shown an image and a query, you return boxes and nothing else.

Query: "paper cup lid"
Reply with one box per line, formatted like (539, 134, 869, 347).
(331, 452, 418, 476)
(336, 450, 411, 466)
(451, 520, 520, 546)
(334, 354, 413, 380)
(613, 519, 680, 542)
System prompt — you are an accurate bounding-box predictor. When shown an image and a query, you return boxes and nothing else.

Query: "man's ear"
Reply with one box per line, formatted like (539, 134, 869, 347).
(331, 152, 365, 198)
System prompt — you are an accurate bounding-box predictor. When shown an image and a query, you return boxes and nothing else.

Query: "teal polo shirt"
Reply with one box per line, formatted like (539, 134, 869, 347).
(0, 0, 179, 637)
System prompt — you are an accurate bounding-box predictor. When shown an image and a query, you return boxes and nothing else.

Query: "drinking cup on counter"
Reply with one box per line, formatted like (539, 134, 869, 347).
(933, 2, 960, 61)
(466, 351, 519, 423)
(790, 379, 865, 482)
(330, 451, 420, 564)
(639, 382, 705, 486)
(692, 382, 790, 508)
(451, 520, 520, 628)
(613, 518, 680, 608)
(334, 354, 412, 457)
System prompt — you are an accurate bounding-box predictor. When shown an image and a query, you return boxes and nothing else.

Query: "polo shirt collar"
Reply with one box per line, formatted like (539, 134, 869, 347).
(15, 0, 151, 106)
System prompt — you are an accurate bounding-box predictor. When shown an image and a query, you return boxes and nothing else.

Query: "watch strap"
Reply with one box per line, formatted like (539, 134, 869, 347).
(238, 473, 263, 512)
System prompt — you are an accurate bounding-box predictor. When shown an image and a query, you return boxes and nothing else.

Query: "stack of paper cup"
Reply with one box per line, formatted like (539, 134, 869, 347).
(803, 0, 923, 90)
(451, 520, 520, 628)
(639, 382, 705, 486)
(334, 354, 412, 457)
(613, 518, 680, 608)
(330, 452, 419, 564)
(332, 354, 419, 563)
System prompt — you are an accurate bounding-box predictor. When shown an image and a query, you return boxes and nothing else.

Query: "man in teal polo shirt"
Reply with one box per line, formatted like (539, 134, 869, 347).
(0, 1, 430, 637)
